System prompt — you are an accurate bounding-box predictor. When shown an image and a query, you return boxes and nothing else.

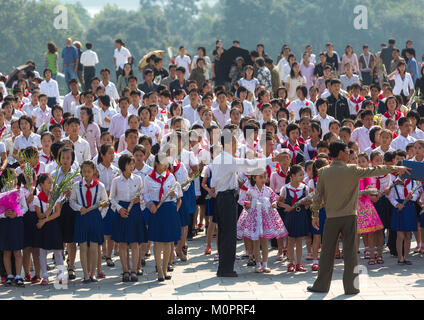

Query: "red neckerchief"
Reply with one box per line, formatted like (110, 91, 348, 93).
(313, 176, 318, 183)
(375, 175, 387, 191)
(288, 186, 302, 206)
(285, 100, 291, 108)
(266, 165, 271, 179)
(24, 90, 30, 98)
(34, 162, 41, 175)
(277, 167, 290, 179)
(371, 144, 376, 150)
(20, 100, 24, 111)
(298, 136, 308, 145)
(384, 110, 402, 121)
(84, 179, 99, 208)
(285, 141, 300, 165)
(172, 161, 181, 174)
(50, 118, 64, 126)
(0, 125, 6, 137)
(378, 93, 384, 100)
(38, 190, 49, 203)
(393, 132, 398, 139)
(149, 170, 171, 201)
(240, 184, 248, 191)
(41, 154, 50, 164)
(349, 95, 365, 113)
(403, 179, 411, 197)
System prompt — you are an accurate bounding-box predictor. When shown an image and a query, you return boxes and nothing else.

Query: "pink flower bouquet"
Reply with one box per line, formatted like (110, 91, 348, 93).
(0, 189, 22, 216)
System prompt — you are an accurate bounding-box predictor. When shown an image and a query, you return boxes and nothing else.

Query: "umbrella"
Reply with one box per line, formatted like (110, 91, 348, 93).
(138, 50, 165, 72)
(5, 64, 35, 88)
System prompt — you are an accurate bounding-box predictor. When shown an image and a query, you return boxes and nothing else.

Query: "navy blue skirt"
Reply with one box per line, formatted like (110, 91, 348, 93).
(284, 207, 311, 238)
(206, 197, 216, 217)
(23, 211, 38, 248)
(74, 209, 104, 245)
(311, 208, 326, 236)
(374, 197, 393, 229)
(391, 201, 418, 232)
(34, 218, 63, 250)
(184, 182, 197, 215)
(112, 201, 147, 244)
(60, 201, 77, 243)
(147, 201, 182, 242)
(0, 217, 24, 251)
(102, 206, 115, 236)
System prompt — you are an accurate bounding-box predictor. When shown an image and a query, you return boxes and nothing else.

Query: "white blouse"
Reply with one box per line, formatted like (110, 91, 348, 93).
(179, 149, 199, 175)
(388, 179, 420, 207)
(110, 174, 143, 211)
(69, 179, 108, 218)
(143, 170, 182, 204)
(390, 73, 414, 96)
(97, 163, 120, 193)
(172, 161, 189, 192)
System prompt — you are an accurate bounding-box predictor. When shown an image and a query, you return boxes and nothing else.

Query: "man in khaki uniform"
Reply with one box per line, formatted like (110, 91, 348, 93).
(307, 141, 410, 295)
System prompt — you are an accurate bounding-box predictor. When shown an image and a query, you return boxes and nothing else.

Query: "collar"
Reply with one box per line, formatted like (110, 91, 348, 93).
(331, 160, 347, 167)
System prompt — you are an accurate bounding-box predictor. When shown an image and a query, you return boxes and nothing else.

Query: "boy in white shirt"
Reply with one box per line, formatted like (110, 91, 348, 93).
(33, 94, 51, 130)
(98, 95, 117, 133)
(175, 46, 192, 80)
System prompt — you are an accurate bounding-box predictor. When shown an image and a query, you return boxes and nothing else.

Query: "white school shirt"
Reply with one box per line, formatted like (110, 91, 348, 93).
(411, 127, 424, 140)
(143, 170, 183, 204)
(313, 113, 335, 136)
(372, 174, 392, 193)
(40, 79, 60, 103)
(213, 106, 231, 129)
(183, 105, 201, 126)
(22, 102, 39, 117)
(128, 104, 140, 116)
(117, 132, 142, 153)
(0, 188, 28, 219)
(237, 78, 260, 97)
(180, 149, 199, 175)
(46, 160, 79, 175)
(114, 47, 132, 71)
(100, 81, 120, 102)
(80, 50, 99, 67)
(242, 100, 255, 117)
(172, 161, 190, 192)
(287, 99, 315, 121)
(97, 163, 120, 193)
(134, 164, 153, 180)
(63, 136, 91, 163)
(175, 55, 192, 79)
(69, 179, 108, 218)
(98, 107, 117, 129)
(110, 174, 143, 211)
(62, 92, 80, 114)
(15, 161, 46, 177)
(303, 139, 318, 161)
(14, 132, 42, 151)
(390, 134, 416, 152)
(33, 106, 51, 129)
(75, 104, 101, 124)
(387, 179, 419, 207)
(39, 150, 51, 165)
(0, 142, 6, 155)
(373, 146, 395, 156)
(0, 124, 11, 138)
(350, 126, 372, 152)
(390, 73, 414, 96)
(109, 113, 129, 139)
(139, 122, 161, 146)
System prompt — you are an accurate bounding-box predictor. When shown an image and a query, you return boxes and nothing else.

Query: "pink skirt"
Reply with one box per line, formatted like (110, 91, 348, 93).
(357, 198, 384, 234)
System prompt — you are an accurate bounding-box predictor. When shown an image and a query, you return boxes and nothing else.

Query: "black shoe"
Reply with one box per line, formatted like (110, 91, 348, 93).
(344, 290, 360, 295)
(15, 278, 25, 287)
(82, 278, 91, 284)
(5, 278, 13, 286)
(122, 272, 130, 282)
(130, 273, 138, 282)
(158, 277, 165, 282)
(145, 253, 151, 258)
(165, 275, 172, 280)
(141, 259, 146, 267)
(217, 271, 238, 278)
(404, 260, 412, 265)
(247, 258, 256, 267)
(307, 286, 328, 293)
(137, 269, 143, 276)
(167, 265, 174, 272)
(68, 268, 76, 280)
(90, 278, 98, 283)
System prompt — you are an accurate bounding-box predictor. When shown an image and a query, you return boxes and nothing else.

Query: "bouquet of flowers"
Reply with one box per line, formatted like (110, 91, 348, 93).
(127, 187, 143, 212)
(0, 170, 22, 216)
(402, 182, 422, 206)
(37, 122, 48, 135)
(48, 166, 80, 217)
(20, 151, 37, 194)
(359, 188, 379, 197)
(86, 200, 110, 213)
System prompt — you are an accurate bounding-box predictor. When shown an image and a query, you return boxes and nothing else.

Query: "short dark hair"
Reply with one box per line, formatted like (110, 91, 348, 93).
(118, 154, 134, 172)
(329, 140, 347, 158)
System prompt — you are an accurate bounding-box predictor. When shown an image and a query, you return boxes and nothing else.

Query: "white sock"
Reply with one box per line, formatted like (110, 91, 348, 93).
(313, 260, 319, 265)
(256, 262, 261, 268)
(15, 275, 22, 279)
(263, 262, 268, 268)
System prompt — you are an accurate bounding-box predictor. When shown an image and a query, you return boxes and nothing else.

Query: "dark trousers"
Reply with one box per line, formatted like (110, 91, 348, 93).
(116, 68, 124, 82)
(47, 97, 57, 108)
(312, 215, 359, 294)
(216, 190, 237, 274)
(83, 66, 95, 91)
(361, 71, 373, 85)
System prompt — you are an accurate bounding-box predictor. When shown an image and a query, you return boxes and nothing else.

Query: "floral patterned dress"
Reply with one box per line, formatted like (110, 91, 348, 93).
(357, 177, 384, 234)
(237, 184, 288, 240)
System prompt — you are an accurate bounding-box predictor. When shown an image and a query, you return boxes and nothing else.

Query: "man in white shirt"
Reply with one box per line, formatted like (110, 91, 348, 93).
(213, 91, 231, 129)
(300, 53, 315, 92)
(63, 117, 91, 163)
(22, 89, 39, 117)
(183, 89, 201, 126)
(211, 131, 285, 277)
(113, 39, 132, 81)
(109, 97, 130, 145)
(100, 69, 120, 104)
(80, 42, 99, 91)
(406, 110, 424, 140)
(350, 110, 375, 152)
(75, 90, 101, 124)
(391, 117, 416, 151)
(313, 98, 335, 136)
(39, 69, 60, 107)
(175, 46, 192, 80)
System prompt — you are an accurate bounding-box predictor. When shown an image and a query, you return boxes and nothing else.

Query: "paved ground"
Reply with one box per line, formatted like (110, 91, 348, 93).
(1, 232, 424, 300)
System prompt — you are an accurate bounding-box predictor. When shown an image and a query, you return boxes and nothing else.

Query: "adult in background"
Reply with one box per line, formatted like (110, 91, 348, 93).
(358, 45, 376, 85)
(61, 38, 79, 92)
(211, 130, 286, 277)
(380, 38, 396, 76)
(45, 41, 58, 80)
(80, 42, 99, 92)
(73, 41, 84, 90)
(114, 39, 133, 81)
(308, 140, 410, 295)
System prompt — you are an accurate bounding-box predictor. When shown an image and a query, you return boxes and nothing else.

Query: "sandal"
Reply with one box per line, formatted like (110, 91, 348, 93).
(311, 264, 319, 271)
(247, 258, 256, 267)
(176, 251, 187, 262)
(364, 251, 370, 260)
(122, 272, 130, 282)
(404, 260, 412, 265)
(262, 267, 271, 273)
(414, 246, 421, 254)
(97, 272, 106, 279)
(40, 278, 49, 286)
(106, 257, 115, 267)
(68, 268, 76, 280)
(130, 272, 138, 282)
(204, 248, 212, 255)
(167, 265, 174, 272)
(276, 254, 284, 262)
(368, 258, 376, 265)
(335, 251, 341, 259)
(295, 264, 307, 272)
(255, 266, 263, 273)
(287, 263, 295, 272)
(376, 256, 384, 264)
(15, 277, 25, 287)
(182, 245, 188, 255)
(165, 275, 172, 280)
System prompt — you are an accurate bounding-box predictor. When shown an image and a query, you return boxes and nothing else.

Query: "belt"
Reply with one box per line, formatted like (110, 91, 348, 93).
(64, 63, 76, 66)
(84, 66, 96, 68)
